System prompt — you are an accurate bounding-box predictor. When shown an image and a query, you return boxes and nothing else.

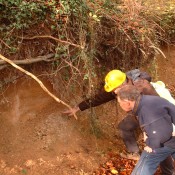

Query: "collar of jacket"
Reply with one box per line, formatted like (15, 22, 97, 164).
(132, 95, 141, 116)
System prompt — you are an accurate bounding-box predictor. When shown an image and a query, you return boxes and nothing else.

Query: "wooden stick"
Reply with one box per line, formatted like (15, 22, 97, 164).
(0, 53, 55, 65)
(0, 54, 77, 120)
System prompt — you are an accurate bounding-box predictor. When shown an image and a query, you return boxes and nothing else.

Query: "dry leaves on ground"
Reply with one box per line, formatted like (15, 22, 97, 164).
(93, 152, 161, 175)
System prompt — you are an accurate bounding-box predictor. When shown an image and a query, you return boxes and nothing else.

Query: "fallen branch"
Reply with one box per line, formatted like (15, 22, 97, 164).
(0, 53, 55, 65)
(0, 54, 77, 120)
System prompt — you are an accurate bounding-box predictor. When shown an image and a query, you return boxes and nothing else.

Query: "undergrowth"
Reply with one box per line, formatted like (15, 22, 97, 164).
(0, 0, 175, 95)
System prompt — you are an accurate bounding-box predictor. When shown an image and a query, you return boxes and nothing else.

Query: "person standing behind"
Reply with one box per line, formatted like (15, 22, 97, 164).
(63, 69, 174, 174)
(117, 85, 175, 175)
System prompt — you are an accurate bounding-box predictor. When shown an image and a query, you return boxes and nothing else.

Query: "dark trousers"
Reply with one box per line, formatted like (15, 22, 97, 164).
(118, 114, 175, 175)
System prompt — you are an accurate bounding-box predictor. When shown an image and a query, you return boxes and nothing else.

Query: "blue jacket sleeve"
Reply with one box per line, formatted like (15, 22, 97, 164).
(166, 102, 175, 124)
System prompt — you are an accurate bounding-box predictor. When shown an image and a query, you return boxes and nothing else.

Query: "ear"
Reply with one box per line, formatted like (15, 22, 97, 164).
(127, 100, 135, 109)
(126, 100, 131, 104)
(125, 100, 131, 106)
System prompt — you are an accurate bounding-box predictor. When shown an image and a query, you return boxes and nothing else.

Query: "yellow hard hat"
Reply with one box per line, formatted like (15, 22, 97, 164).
(104, 70, 126, 92)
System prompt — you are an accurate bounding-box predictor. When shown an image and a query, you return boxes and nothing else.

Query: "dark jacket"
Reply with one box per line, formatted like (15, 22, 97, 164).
(79, 69, 158, 111)
(135, 95, 175, 149)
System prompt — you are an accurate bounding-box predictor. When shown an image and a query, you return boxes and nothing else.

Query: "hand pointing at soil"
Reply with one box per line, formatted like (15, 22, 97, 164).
(62, 106, 80, 117)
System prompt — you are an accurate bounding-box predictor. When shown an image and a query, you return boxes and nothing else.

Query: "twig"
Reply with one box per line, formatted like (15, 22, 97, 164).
(21, 35, 84, 49)
(0, 38, 11, 49)
(149, 45, 166, 58)
(0, 54, 77, 120)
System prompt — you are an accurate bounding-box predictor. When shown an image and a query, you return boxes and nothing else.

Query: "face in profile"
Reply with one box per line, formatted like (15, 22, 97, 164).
(117, 96, 133, 112)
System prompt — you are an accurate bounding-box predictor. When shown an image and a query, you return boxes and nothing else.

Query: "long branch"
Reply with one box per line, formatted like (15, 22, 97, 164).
(21, 35, 84, 49)
(0, 53, 55, 65)
(0, 54, 77, 120)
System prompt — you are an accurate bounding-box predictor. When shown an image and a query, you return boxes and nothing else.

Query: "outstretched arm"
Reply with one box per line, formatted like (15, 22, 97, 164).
(78, 90, 115, 111)
(62, 90, 115, 118)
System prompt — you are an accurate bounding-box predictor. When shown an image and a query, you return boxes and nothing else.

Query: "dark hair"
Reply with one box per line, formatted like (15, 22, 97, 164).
(118, 85, 140, 101)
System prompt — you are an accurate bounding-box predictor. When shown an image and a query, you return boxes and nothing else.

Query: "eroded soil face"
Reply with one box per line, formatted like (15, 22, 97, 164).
(0, 79, 117, 175)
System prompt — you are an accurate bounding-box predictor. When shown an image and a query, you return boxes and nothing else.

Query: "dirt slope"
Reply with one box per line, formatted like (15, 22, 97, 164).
(0, 78, 118, 175)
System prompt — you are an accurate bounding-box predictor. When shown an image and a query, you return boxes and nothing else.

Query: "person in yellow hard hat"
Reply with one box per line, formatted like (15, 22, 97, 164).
(63, 69, 174, 174)
(104, 70, 127, 92)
